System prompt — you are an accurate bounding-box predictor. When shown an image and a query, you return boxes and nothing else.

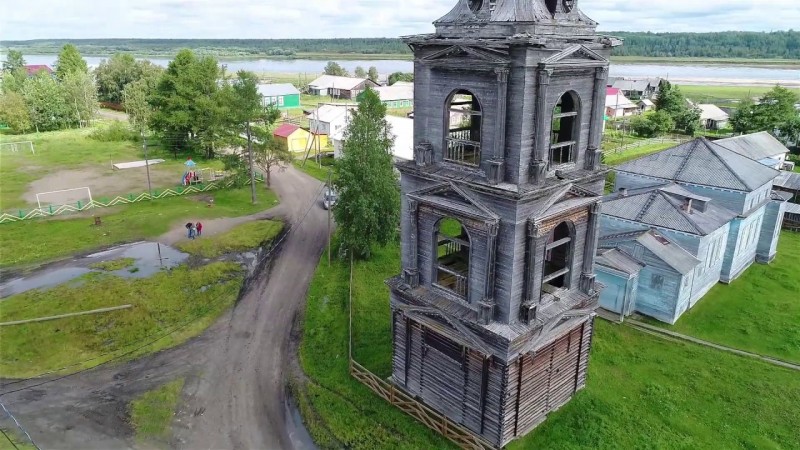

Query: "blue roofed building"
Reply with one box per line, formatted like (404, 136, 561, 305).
(598, 136, 789, 323)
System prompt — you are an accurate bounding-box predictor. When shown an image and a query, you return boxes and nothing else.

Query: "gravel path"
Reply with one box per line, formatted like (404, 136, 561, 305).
(0, 166, 327, 450)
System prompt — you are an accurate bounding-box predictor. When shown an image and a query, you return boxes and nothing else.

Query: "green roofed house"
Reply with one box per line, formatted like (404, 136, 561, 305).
(257, 83, 301, 109)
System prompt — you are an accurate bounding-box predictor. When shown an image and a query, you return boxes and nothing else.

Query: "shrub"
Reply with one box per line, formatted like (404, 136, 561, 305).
(89, 121, 138, 142)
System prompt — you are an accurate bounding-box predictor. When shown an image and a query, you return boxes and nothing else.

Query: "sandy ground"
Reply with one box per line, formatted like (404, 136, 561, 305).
(25, 166, 182, 205)
(1, 166, 328, 450)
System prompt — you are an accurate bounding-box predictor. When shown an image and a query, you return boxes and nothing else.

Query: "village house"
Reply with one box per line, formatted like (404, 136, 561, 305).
(697, 104, 730, 130)
(257, 83, 300, 109)
(331, 115, 413, 162)
(605, 88, 638, 118)
(610, 77, 661, 99)
(638, 99, 655, 112)
(307, 103, 355, 137)
(716, 131, 791, 170)
(360, 84, 414, 109)
(307, 75, 378, 99)
(598, 137, 788, 324)
(23, 64, 53, 77)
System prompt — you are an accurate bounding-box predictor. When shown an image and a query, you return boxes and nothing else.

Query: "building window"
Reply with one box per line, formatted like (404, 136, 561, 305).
(435, 217, 470, 299)
(278, 96, 285, 106)
(550, 92, 580, 167)
(542, 222, 573, 290)
(650, 274, 665, 290)
(445, 90, 482, 167)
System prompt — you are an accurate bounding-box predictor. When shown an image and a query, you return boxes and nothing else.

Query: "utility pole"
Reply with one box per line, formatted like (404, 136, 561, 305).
(142, 130, 153, 197)
(327, 167, 332, 266)
(247, 120, 257, 204)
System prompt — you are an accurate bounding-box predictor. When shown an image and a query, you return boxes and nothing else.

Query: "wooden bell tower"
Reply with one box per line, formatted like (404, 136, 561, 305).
(388, 0, 621, 446)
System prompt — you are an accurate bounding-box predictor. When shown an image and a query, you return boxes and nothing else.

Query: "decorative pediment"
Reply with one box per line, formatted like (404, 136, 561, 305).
(421, 45, 510, 67)
(536, 183, 600, 221)
(409, 182, 500, 225)
(540, 44, 608, 67)
(520, 308, 594, 355)
(398, 305, 494, 356)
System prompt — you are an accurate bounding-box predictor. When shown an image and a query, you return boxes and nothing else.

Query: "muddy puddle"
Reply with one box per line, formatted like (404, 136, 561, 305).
(285, 394, 318, 450)
(0, 242, 188, 298)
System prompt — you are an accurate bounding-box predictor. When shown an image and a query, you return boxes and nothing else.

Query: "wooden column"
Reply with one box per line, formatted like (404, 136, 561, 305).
(480, 221, 499, 325)
(522, 221, 545, 323)
(404, 199, 420, 287)
(531, 68, 552, 185)
(487, 68, 510, 185)
(585, 66, 608, 170)
(579, 202, 601, 294)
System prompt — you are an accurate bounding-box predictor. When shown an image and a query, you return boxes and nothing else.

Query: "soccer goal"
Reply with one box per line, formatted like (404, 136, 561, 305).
(0, 141, 35, 155)
(36, 187, 93, 210)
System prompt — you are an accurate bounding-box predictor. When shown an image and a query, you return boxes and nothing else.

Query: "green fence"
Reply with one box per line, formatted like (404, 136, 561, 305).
(0, 174, 263, 224)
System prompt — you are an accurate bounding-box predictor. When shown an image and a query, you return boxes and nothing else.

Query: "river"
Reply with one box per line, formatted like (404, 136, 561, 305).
(5, 54, 800, 86)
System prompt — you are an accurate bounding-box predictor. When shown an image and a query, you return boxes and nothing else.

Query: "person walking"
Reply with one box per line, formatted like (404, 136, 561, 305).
(186, 222, 193, 239)
(196, 222, 203, 237)
(189, 223, 197, 240)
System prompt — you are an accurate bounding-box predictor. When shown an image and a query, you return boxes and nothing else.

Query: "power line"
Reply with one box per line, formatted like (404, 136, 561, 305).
(1, 181, 326, 396)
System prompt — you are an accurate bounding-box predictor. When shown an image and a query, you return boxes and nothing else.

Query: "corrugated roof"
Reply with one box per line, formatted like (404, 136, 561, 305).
(697, 104, 729, 121)
(774, 171, 800, 191)
(615, 137, 779, 192)
(24, 65, 53, 76)
(308, 104, 355, 126)
(308, 75, 368, 91)
(601, 230, 700, 275)
(596, 248, 645, 275)
(785, 203, 800, 215)
(603, 184, 737, 235)
(257, 83, 300, 97)
(716, 131, 790, 161)
(273, 123, 300, 138)
(373, 85, 414, 102)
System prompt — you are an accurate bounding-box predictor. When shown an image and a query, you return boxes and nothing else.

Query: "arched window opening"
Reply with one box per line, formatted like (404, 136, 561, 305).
(543, 222, 573, 290)
(446, 90, 482, 167)
(545, 0, 558, 15)
(550, 93, 579, 167)
(468, 0, 483, 13)
(436, 217, 470, 299)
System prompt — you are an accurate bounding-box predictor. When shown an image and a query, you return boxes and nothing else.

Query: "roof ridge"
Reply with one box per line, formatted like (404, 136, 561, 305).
(660, 191, 704, 234)
(673, 138, 701, 179)
(703, 138, 751, 190)
(635, 191, 659, 221)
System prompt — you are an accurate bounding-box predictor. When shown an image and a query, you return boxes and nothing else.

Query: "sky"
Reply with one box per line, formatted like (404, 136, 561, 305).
(2, 0, 798, 40)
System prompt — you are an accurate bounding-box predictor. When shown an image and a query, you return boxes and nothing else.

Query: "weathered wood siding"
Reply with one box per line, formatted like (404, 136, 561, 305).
(687, 225, 729, 308)
(720, 209, 765, 283)
(596, 268, 635, 315)
(757, 200, 786, 263)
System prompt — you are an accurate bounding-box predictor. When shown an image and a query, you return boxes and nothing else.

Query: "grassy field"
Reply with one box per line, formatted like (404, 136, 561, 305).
(129, 378, 185, 445)
(0, 186, 277, 268)
(610, 56, 800, 67)
(677, 85, 800, 106)
(89, 257, 136, 271)
(604, 141, 678, 166)
(293, 159, 333, 183)
(650, 232, 800, 363)
(0, 127, 225, 211)
(178, 220, 284, 258)
(298, 241, 800, 449)
(0, 261, 244, 379)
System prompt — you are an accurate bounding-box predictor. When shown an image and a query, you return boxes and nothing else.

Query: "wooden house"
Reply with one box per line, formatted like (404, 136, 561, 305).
(717, 131, 791, 170)
(23, 65, 53, 77)
(273, 123, 327, 153)
(605, 88, 638, 118)
(697, 104, 729, 130)
(307, 75, 378, 99)
(388, 1, 621, 446)
(257, 83, 300, 109)
(360, 84, 414, 108)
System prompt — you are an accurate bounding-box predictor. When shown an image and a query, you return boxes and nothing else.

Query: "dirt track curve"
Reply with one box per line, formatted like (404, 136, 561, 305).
(0, 166, 327, 450)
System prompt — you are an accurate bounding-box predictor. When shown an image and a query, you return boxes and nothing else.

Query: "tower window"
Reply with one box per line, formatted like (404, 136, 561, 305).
(468, 0, 483, 13)
(435, 217, 470, 299)
(445, 90, 482, 167)
(550, 92, 580, 167)
(543, 222, 573, 290)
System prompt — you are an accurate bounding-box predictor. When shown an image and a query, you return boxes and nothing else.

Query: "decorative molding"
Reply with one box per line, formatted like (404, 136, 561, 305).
(414, 141, 433, 167)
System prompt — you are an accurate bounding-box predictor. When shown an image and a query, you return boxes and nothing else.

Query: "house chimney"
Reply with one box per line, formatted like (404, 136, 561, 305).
(619, 187, 628, 197)
(684, 198, 693, 214)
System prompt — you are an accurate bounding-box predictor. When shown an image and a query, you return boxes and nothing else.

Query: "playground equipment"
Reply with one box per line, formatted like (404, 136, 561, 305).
(36, 187, 93, 210)
(0, 141, 35, 155)
(181, 159, 226, 186)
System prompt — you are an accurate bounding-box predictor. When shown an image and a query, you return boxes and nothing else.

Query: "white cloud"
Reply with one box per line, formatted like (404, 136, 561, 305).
(2, 0, 798, 40)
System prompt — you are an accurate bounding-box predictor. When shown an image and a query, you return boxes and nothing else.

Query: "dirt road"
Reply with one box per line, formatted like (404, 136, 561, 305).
(0, 166, 328, 450)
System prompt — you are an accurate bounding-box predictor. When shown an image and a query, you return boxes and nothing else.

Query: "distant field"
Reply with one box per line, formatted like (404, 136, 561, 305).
(677, 85, 800, 103)
(610, 56, 800, 67)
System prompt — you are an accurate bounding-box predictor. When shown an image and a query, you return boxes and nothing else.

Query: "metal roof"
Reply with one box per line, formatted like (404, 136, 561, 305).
(697, 104, 729, 121)
(716, 132, 790, 162)
(273, 123, 301, 138)
(603, 184, 737, 235)
(615, 137, 780, 192)
(257, 83, 300, 97)
(308, 75, 369, 91)
(596, 248, 645, 276)
(774, 171, 800, 191)
(785, 203, 800, 215)
(601, 230, 701, 275)
(373, 84, 414, 102)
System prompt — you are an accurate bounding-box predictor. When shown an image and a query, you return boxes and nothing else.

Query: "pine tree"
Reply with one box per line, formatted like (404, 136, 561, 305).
(55, 44, 88, 80)
(333, 87, 400, 259)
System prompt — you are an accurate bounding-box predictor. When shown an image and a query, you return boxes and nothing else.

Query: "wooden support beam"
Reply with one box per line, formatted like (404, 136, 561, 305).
(0, 305, 133, 327)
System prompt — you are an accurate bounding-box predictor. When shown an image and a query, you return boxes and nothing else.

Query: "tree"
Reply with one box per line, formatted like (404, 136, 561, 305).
(731, 86, 800, 144)
(654, 81, 687, 117)
(123, 79, 154, 133)
(388, 72, 414, 85)
(631, 110, 674, 138)
(62, 71, 99, 126)
(1, 69, 28, 94)
(252, 127, 293, 187)
(324, 61, 349, 77)
(2, 50, 25, 73)
(333, 87, 400, 259)
(354, 66, 367, 78)
(55, 44, 88, 79)
(149, 49, 222, 155)
(94, 54, 161, 104)
(675, 107, 702, 136)
(22, 72, 72, 131)
(367, 66, 379, 83)
(0, 92, 32, 133)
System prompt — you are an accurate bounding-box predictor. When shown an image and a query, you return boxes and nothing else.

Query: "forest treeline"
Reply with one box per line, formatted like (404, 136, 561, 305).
(4, 31, 799, 59)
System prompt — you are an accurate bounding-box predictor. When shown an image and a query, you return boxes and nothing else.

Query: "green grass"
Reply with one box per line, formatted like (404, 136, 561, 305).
(0, 127, 225, 210)
(0, 429, 37, 450)
(0, 262, 243, 378)
(88, 257, 136, 271)
(604, 141, 677, 166)
(649, 232, 800, 364)
(129, 378, 185, 444)
(177, 220, 283, 258)
(609, 56, 800, 67)
(299, 241, 800, 449)
(293, 159, 333, 183)
(0, 186, 277, 268)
